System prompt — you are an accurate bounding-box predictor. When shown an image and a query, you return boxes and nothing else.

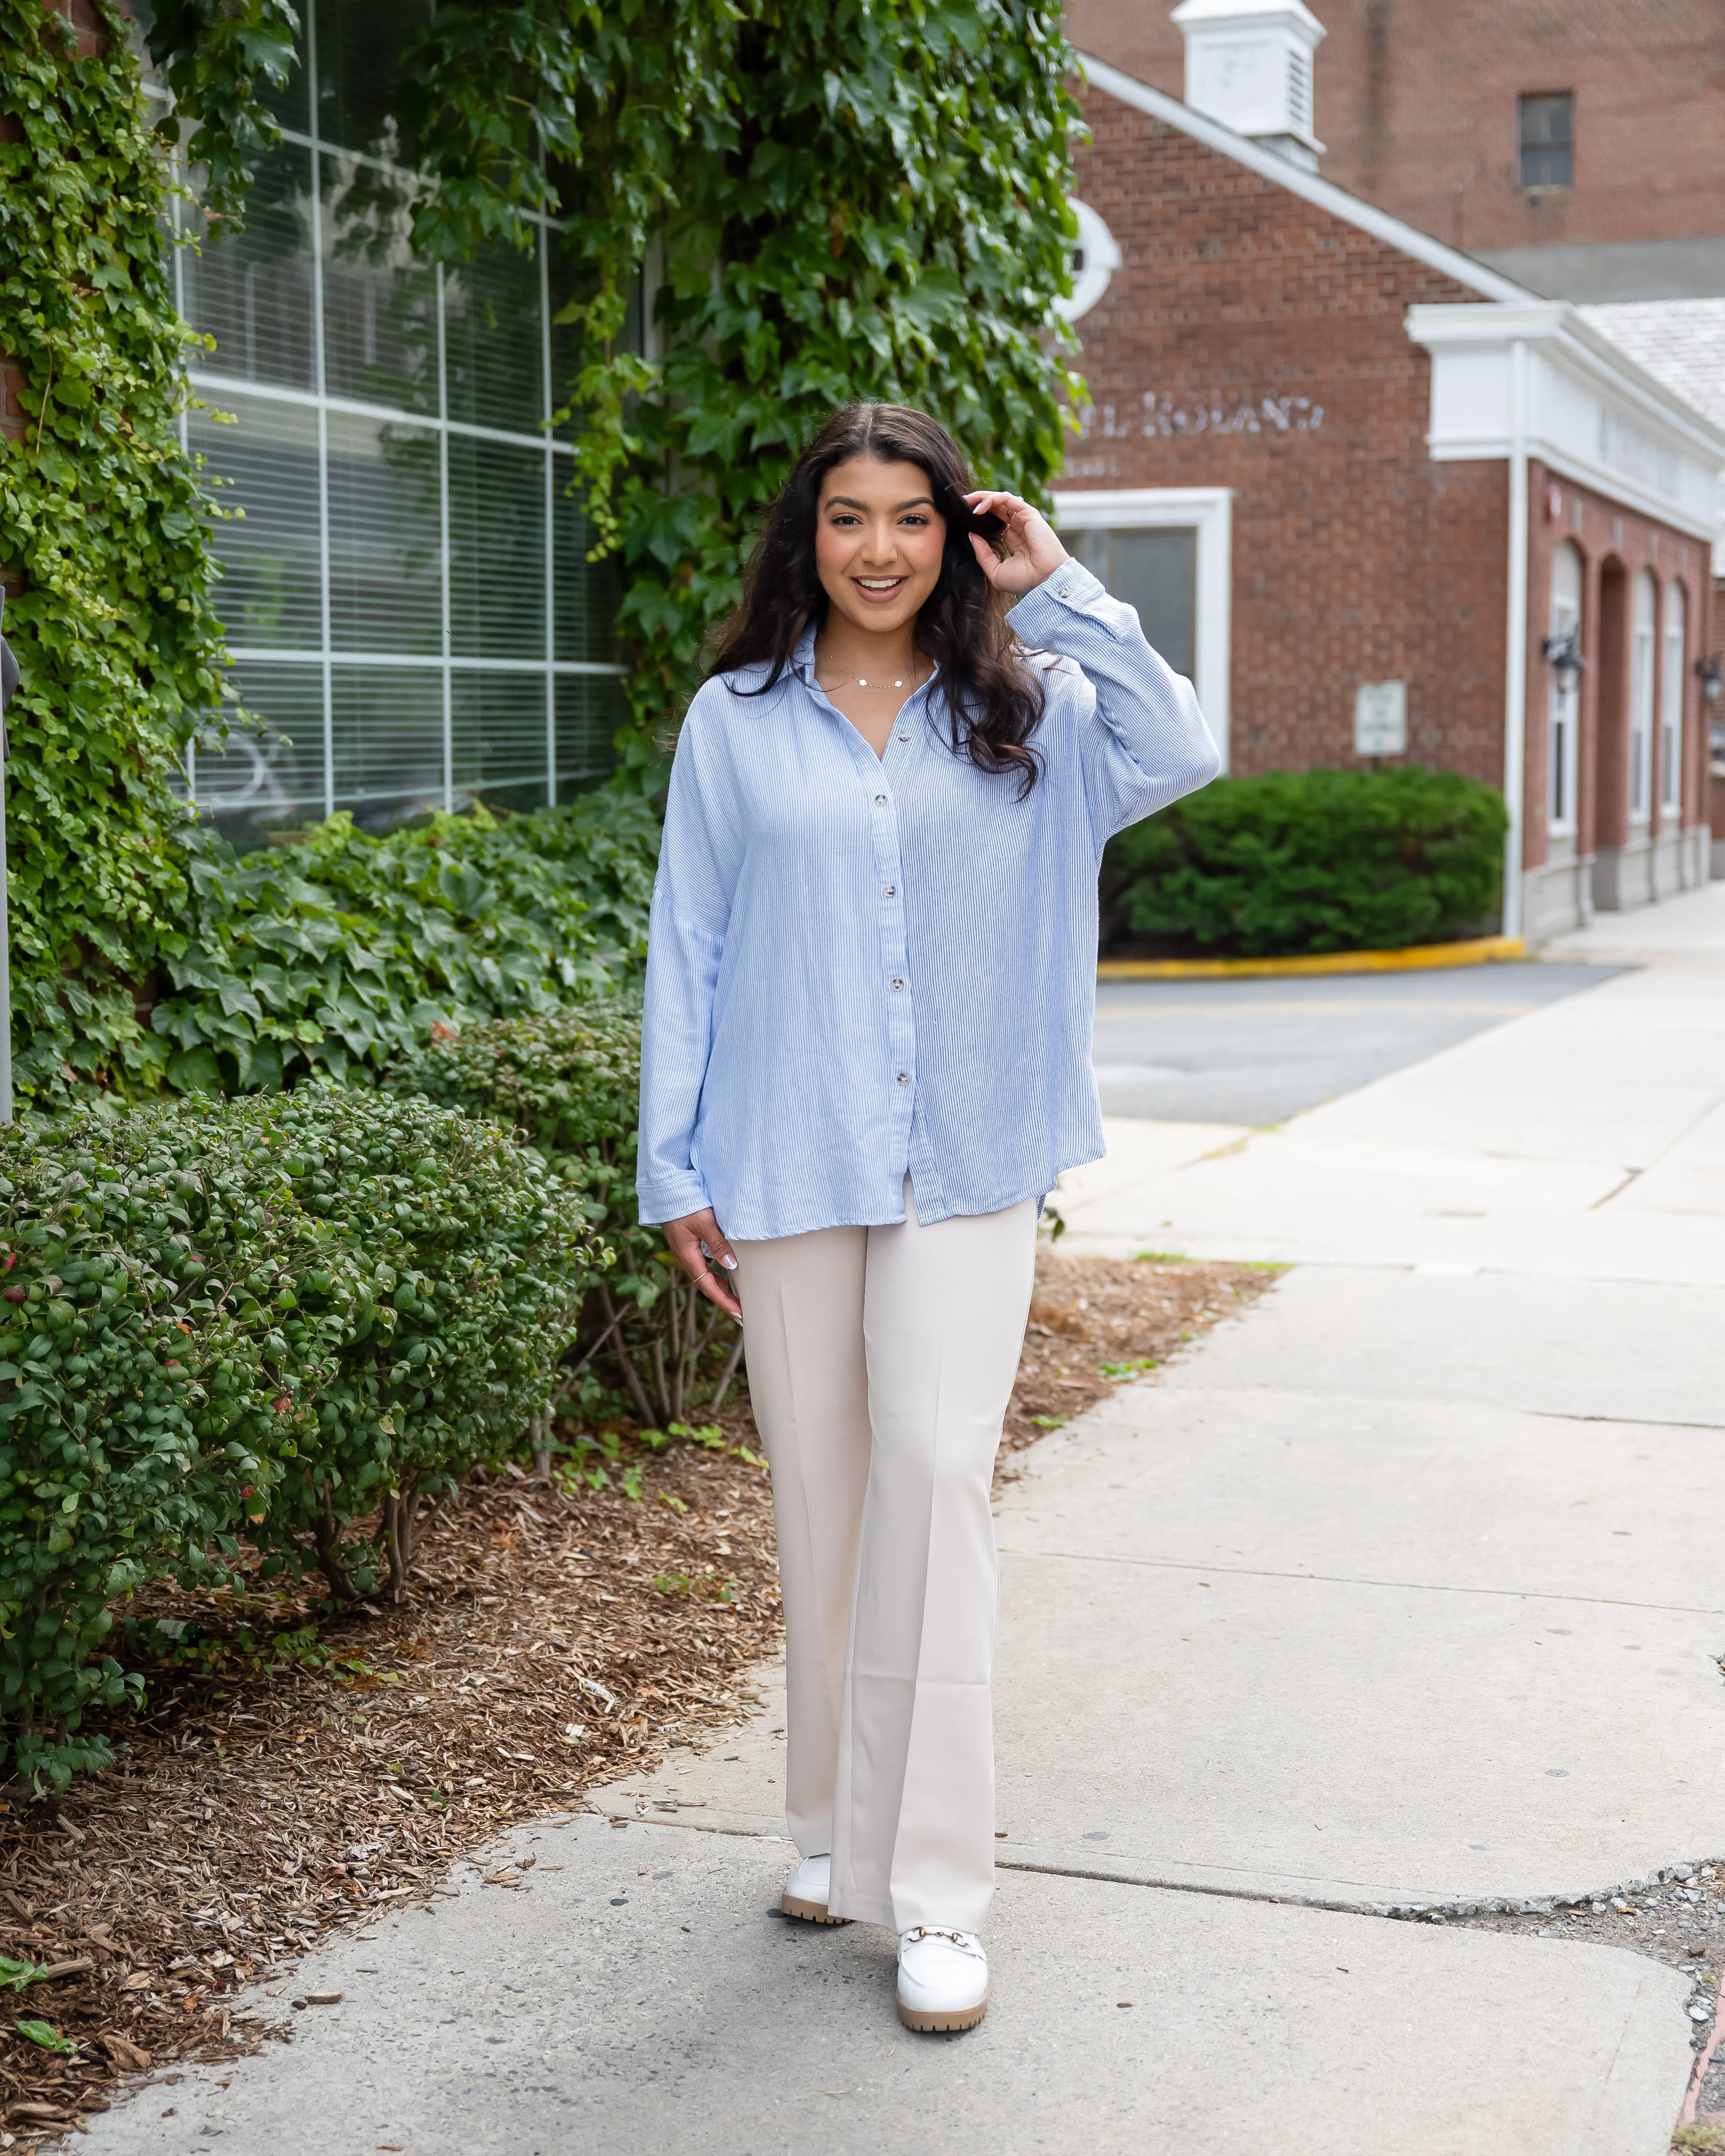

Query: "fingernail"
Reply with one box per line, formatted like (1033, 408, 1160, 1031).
(718, 1253, 738, 1270)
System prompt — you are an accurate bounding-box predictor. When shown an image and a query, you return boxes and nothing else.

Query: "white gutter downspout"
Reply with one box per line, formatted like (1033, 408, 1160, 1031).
(1501, 338, 1530, 941)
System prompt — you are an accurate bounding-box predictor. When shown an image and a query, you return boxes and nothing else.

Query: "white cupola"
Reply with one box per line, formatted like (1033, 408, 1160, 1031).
(1170, 0, 1326, 171)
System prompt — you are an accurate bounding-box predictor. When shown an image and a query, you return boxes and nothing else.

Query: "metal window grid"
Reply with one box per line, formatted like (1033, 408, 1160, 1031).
(172, 24, 626, 833)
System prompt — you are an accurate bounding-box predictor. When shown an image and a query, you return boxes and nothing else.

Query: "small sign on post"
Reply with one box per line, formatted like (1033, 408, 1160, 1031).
(1353, 679, 1407, 759)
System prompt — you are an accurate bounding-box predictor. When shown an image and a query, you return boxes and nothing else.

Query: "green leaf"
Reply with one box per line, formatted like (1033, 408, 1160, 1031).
(16, 2017, 74, 2052)
(168, 1046, 225, 1095)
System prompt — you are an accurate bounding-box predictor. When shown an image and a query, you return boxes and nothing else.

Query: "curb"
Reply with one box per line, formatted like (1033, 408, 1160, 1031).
(1096, 934, 1527, 981)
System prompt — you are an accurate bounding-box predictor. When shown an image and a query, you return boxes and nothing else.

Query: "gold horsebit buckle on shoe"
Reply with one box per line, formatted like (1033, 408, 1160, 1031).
(905, 1927, 972, 1947)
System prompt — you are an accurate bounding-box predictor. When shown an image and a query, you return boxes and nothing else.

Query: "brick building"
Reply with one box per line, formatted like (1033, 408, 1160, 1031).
(1057, 24, 1725, 941)
(1065, 0, 1725, 302)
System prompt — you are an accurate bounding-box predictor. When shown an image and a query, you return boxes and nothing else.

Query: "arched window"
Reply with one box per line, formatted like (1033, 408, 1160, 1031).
(1547, 541, 1582, 834)
(1660, 581, 1686, 817)
(1629, 569, 1656, 822)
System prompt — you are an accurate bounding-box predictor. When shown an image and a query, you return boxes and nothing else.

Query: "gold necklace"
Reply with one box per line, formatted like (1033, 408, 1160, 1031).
(815, 659, 929, 693)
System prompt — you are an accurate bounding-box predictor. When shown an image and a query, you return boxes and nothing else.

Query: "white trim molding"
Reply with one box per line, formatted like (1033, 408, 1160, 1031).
(1406, 302, 1725, 541)
(1074, 53, 1531, 306)
(1053, 486, 1233, 769)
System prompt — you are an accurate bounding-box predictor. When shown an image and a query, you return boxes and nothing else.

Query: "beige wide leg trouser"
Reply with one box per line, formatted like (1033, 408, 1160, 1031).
(730, 1180, 1037, 1934)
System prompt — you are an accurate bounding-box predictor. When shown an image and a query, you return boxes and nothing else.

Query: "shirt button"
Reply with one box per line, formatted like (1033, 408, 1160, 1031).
(883, 883, 896, 897)
(890, 979, 904, 991)
(874, 794, 887, 806)
(897, 731, 909, 742)
(897, 1073, 910, 1085)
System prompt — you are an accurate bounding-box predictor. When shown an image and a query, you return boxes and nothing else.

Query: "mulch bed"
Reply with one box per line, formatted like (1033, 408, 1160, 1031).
(0, 1252, 1275, 2144)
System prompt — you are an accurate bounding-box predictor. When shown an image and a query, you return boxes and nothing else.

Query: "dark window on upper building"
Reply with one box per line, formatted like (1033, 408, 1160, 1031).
(1519, 93, 1574, 188)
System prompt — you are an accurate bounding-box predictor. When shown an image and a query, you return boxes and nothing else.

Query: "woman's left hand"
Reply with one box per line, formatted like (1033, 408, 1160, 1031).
(963, 489, 1069, 598)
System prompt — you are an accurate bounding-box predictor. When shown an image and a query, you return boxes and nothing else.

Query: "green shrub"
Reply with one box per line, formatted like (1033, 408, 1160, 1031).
(56, 791, 661, 1107)
(0, 1087, 603, 1787)
(246, 1084, 600, 1606)
(1100, 767, 1509, 958)
(0, 1104, 369, 1789)
(388, 1006, 742, 1430)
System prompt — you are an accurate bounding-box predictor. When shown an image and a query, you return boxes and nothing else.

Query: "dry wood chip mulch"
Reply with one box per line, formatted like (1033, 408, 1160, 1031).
(0, 1252, 1273, 2144)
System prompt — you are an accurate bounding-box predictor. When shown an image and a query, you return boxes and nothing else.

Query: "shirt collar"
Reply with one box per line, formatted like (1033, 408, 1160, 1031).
(791, 620, 819, 687)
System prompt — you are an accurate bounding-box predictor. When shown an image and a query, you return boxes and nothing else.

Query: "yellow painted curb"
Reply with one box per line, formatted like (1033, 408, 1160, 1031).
(1096, 934, 1527, 981)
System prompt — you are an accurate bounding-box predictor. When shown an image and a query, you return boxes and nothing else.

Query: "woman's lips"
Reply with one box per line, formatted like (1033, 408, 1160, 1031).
(853, 576, 907, 602)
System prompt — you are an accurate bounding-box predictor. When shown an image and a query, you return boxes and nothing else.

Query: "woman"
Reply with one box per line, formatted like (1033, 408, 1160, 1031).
(637, 402, 1218, 2033)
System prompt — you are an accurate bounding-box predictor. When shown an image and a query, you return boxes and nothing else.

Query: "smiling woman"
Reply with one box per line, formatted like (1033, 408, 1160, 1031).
(635, 399, 1220, 2036)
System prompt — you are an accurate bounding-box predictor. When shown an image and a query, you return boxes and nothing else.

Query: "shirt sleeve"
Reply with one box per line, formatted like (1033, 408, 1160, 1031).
(1006, 559, 1222, 846)
(635, 697, 739, 1227)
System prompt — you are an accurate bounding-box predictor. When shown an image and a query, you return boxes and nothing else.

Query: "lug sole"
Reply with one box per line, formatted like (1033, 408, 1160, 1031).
(781, 1893, 849, 1924)
(897, 1993, 989, 2033)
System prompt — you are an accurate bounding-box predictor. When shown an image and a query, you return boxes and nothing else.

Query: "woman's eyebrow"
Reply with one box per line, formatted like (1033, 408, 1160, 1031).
(823, 494, 936, 512)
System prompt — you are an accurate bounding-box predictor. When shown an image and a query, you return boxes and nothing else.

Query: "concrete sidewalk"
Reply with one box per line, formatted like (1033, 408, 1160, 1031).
(84, 898, 1725, 2156)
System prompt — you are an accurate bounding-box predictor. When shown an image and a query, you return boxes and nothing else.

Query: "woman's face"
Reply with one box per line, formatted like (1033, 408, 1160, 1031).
(814, 456, 947, 639)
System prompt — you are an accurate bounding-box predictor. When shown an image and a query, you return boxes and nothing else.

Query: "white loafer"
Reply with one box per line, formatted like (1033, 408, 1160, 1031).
(782, 1853, 848, 1924)
(897, 1926, 989, 2031)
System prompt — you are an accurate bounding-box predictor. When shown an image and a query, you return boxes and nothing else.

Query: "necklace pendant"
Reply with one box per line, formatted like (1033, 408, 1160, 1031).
(894, 679, 904, 688)
(858, 678, 867, 687)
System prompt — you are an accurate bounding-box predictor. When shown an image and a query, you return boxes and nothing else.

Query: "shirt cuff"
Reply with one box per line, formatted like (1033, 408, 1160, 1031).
(1005, 559, 1111, 646)
(636, 1169, 713, 1228)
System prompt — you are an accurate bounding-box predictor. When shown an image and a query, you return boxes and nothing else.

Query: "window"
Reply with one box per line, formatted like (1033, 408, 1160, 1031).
(1519, 93, 1573, 189)
(1629, 568, 1656, 822)
(1062, 528, 1197, 678)
(1660, 581, 1686, 817)
(1051, 488, 1232, 764)
(171, 0, 626, 849)
(1546, 541, 1582, 835)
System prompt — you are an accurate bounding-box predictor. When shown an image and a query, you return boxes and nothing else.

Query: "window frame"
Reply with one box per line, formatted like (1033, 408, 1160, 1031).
(169, 0, 629, 841)
(1050, 487, 1233, 771)
(1518, 91, 1575, 191)
(1628, 566, 1656, 825)
(1546, 539, 1582, 838)
(1660, 579, 1687, 819)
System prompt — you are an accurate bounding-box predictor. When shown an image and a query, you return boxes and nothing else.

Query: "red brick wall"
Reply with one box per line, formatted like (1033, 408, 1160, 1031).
(1065, 0, 1725, 256)
(1065, 89, 1508, 787)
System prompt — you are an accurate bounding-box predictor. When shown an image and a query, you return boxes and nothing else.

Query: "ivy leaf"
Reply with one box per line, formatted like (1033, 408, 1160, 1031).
(167, 1046, 224, 1094)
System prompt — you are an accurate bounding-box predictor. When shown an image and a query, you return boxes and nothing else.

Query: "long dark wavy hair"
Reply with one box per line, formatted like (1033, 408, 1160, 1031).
(708, 403, 1046, 794)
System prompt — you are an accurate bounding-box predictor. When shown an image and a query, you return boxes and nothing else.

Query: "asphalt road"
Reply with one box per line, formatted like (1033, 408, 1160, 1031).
(1092, 962, 1624, 1125)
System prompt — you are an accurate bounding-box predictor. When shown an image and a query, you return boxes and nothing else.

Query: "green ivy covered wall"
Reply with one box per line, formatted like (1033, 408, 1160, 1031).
(0, 0, 1083, 1107)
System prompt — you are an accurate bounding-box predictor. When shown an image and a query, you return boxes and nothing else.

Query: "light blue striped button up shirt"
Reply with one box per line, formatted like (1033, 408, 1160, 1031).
(636, 560, 1221, 1241)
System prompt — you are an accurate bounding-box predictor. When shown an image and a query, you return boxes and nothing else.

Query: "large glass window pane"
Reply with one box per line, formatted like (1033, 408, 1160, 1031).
(181, 138, 316, 391)
(326, 411, 441, 654)
(192, 392, 322, 650)
(1065, 527, 1197, 678)
(256, 37, 311, 137)
(321, 156, 436, 413)
(556, 674, 625, 795)
(192, 660, 327, 849)
(330, 664, 444, 824)
(452, 672, 548, 814)
(314, 0, 425, 161)
(553, 477, 620, 666)
(444, 243, 546, 434)
(447, 437, 545, 660)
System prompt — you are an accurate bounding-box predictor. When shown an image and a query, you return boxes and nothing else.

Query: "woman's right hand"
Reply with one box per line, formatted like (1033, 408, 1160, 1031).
(664, 1208, 742, 1319)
